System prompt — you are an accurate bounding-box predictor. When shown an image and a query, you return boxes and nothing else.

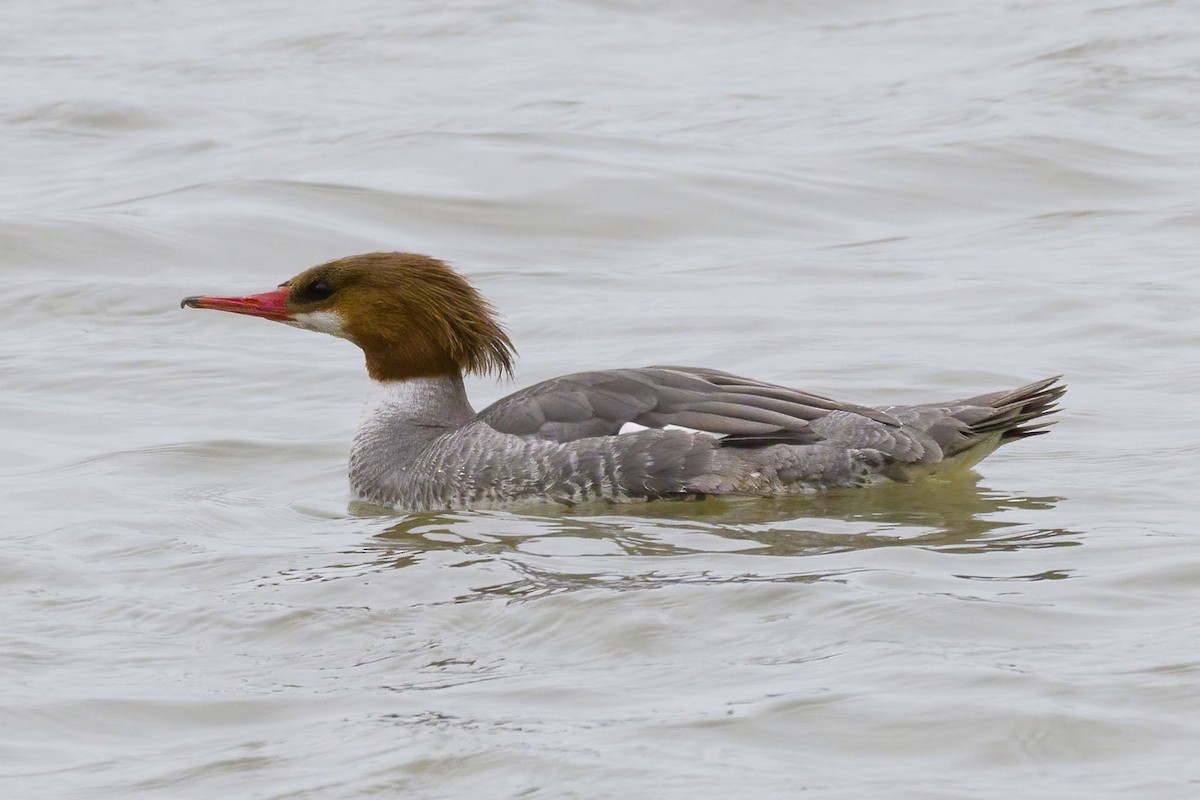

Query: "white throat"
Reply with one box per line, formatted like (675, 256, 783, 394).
(287, 310, 348, 338)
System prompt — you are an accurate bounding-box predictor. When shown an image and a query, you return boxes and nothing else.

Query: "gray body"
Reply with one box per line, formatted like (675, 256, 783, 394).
(348, 366, 1063, 511)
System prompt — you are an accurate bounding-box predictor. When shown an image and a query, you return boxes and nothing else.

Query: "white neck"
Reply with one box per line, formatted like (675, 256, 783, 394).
(364, 374, 475, 426)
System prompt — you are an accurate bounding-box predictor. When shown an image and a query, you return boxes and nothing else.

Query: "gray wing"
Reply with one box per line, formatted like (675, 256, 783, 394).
(476, 366, 900, 445)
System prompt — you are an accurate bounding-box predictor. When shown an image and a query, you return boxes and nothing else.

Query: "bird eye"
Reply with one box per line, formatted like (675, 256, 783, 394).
(300, 280, 334, 302)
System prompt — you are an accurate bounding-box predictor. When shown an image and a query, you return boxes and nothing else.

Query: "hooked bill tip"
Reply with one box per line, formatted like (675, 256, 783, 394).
(181, 296, 201, 309)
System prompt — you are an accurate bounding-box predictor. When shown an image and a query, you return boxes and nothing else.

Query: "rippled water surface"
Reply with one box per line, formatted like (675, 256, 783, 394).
(4, 0, 1200, 797)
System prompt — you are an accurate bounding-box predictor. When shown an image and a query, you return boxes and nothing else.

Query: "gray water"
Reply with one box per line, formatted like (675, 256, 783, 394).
(4, 0, 1200, 797)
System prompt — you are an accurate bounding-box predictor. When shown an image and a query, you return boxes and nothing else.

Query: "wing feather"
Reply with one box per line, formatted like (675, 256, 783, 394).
(477, 366, 898, 444)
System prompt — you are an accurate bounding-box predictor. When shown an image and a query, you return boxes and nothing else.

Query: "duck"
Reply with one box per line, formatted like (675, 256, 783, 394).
(182, 252, 1064, 511)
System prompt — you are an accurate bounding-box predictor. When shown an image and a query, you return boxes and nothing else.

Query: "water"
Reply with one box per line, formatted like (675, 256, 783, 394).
(4, 0, 1199, 797)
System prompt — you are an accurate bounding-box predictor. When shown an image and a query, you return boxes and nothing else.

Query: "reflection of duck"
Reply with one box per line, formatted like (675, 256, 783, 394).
(370, 472, 1069, 556)
(184, 253, 1064, 512)
(331, 477, 1075, 599)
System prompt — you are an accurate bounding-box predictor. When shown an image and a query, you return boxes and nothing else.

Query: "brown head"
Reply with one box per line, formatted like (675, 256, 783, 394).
(182, 253, 516, 382)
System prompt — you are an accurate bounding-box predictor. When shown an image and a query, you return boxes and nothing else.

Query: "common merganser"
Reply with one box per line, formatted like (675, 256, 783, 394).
(182, 252, 1065, 511)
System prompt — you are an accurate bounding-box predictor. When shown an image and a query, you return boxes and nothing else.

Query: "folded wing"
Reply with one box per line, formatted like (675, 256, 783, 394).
(477, 366, 900, 445)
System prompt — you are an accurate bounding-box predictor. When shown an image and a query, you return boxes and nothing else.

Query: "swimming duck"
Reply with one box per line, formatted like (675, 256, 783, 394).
(182, 252, 1064, 511)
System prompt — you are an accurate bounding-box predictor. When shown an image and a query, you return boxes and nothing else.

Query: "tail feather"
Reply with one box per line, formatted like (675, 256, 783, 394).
(958, 376, 1066, 442)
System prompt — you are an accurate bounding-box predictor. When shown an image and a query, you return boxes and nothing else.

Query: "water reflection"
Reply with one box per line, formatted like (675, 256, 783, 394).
(319, 475, 1080, 599)
(365, 473, 1073, 556)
